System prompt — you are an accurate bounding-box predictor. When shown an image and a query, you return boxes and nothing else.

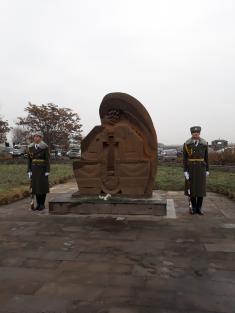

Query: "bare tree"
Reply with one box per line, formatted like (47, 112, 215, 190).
(11, 126, 29, 145)
(0, 116, 10, 143)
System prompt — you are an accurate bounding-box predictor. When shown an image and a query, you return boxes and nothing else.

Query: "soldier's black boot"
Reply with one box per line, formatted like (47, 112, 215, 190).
(34, 195, 40, 210)
(196, 197, 204, 215)
(38, 194, 46, 211)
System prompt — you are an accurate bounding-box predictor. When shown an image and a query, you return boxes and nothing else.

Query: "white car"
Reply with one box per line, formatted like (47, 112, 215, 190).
(11, 145, 26, 157)
(67, 148, 81, 159)
(162, 149, 178, 161)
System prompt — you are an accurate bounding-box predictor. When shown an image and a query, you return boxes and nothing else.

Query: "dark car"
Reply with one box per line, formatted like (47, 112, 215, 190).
(158, 148, 164, 160)
(0, 145, 12, 160)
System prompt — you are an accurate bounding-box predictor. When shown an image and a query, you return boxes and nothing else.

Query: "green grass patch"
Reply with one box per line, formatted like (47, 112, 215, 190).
(0, 163, 73, 204)
(207, 169, 235, 199)
(0, 163, 234, 205)
(156, 165, 184, 191)
(156, 164, 235, 199)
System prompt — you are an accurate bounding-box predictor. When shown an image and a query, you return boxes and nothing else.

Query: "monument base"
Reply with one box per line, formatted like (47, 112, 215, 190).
(49, 191, 167, 216)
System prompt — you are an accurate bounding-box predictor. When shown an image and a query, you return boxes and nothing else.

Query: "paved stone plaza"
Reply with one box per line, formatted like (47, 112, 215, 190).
(0, 180, 235, 313)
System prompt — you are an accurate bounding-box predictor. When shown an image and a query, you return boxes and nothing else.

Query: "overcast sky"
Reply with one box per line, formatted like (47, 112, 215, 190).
(0, 0, 235, 144)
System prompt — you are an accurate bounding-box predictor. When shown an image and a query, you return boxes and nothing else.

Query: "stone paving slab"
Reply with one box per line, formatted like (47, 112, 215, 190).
(0, 180, 234, 313)
(205, 243, 235, 252)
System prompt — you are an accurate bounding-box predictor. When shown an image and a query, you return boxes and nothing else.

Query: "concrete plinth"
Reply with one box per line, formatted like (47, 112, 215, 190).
(49, 191, 167, 216)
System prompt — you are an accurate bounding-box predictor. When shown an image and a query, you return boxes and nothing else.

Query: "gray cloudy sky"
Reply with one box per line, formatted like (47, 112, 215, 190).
(0, 0, 235, 144)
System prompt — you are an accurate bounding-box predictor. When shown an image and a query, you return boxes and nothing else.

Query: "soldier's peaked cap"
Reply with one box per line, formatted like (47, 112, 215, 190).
(190, 126, 201, 133)
(33, 130, 43, 137)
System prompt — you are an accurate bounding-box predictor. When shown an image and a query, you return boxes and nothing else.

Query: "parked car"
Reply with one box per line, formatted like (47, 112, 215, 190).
(50, 149, 64, 159)
(162, 149, 178, 161)
(0, 145, 12, 160)
(158, 148, 164, 160)
(10, 145, 27, 158)
(177, 150, 183, 157)
(67, 148, 81, 159)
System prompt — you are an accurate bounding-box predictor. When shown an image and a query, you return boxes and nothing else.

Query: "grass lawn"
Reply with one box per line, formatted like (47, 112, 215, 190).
(0, 163, 73, 204)
(156, 164, 235, 199)
(0, 163, 234, 204)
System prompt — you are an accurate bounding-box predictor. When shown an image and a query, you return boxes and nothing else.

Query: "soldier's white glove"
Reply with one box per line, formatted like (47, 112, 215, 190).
(45, 172, 50, 176)
(206, 171, 210, 177)
(184, 171, 190, 180)
(28, 172, 32, 179)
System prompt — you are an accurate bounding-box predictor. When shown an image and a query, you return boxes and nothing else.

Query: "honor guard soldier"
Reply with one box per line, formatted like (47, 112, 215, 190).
(183, 126, 209, 215)
(27, 131, 50, 211)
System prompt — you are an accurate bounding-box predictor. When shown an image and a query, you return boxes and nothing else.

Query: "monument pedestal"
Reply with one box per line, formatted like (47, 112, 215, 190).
(49, 191, 167, 216)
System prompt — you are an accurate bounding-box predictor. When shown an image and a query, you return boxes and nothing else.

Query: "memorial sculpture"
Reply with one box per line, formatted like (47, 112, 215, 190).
(73, 92, 158, 197)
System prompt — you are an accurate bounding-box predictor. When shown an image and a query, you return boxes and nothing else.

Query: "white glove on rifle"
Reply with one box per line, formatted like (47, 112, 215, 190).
(45, 172, 50, 176)
(28, 172, 32, 179)
(206, 171, 210, 177)
(184, 171, 190, 180)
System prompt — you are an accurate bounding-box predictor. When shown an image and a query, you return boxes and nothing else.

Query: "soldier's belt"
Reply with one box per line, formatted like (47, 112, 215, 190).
(188, 158, 204, 162)
(32, 159, 46, 164)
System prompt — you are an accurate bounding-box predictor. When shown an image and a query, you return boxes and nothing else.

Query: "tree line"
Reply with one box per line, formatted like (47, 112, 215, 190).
(0, 102, 82, 149)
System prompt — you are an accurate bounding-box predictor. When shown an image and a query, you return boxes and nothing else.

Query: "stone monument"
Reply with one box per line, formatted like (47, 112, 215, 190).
(73, 92, 158, 197)
(49, 92, 167, 216)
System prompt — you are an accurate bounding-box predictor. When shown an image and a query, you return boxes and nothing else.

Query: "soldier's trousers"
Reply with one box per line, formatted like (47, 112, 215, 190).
(190, 197, 203, 212)
(36, 194, 46, 207)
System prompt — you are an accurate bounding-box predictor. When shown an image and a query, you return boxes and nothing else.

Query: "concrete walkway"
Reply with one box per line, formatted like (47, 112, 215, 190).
(0, 180, 235, 313)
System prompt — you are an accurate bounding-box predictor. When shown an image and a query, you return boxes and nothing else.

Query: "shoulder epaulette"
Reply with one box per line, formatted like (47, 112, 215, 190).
(38, 141, 48, 149)
(199, 138, 208, 146)
(185, 138, 193, 145)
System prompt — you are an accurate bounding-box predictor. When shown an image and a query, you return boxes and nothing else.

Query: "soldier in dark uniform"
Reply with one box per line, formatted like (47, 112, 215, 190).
(183, 126, 209, 215)
(27, 131, 50, 211)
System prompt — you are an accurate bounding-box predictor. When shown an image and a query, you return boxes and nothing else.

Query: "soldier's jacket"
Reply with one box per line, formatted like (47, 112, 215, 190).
(183, 137, 209, 197)
(27, 141, 50, 195)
